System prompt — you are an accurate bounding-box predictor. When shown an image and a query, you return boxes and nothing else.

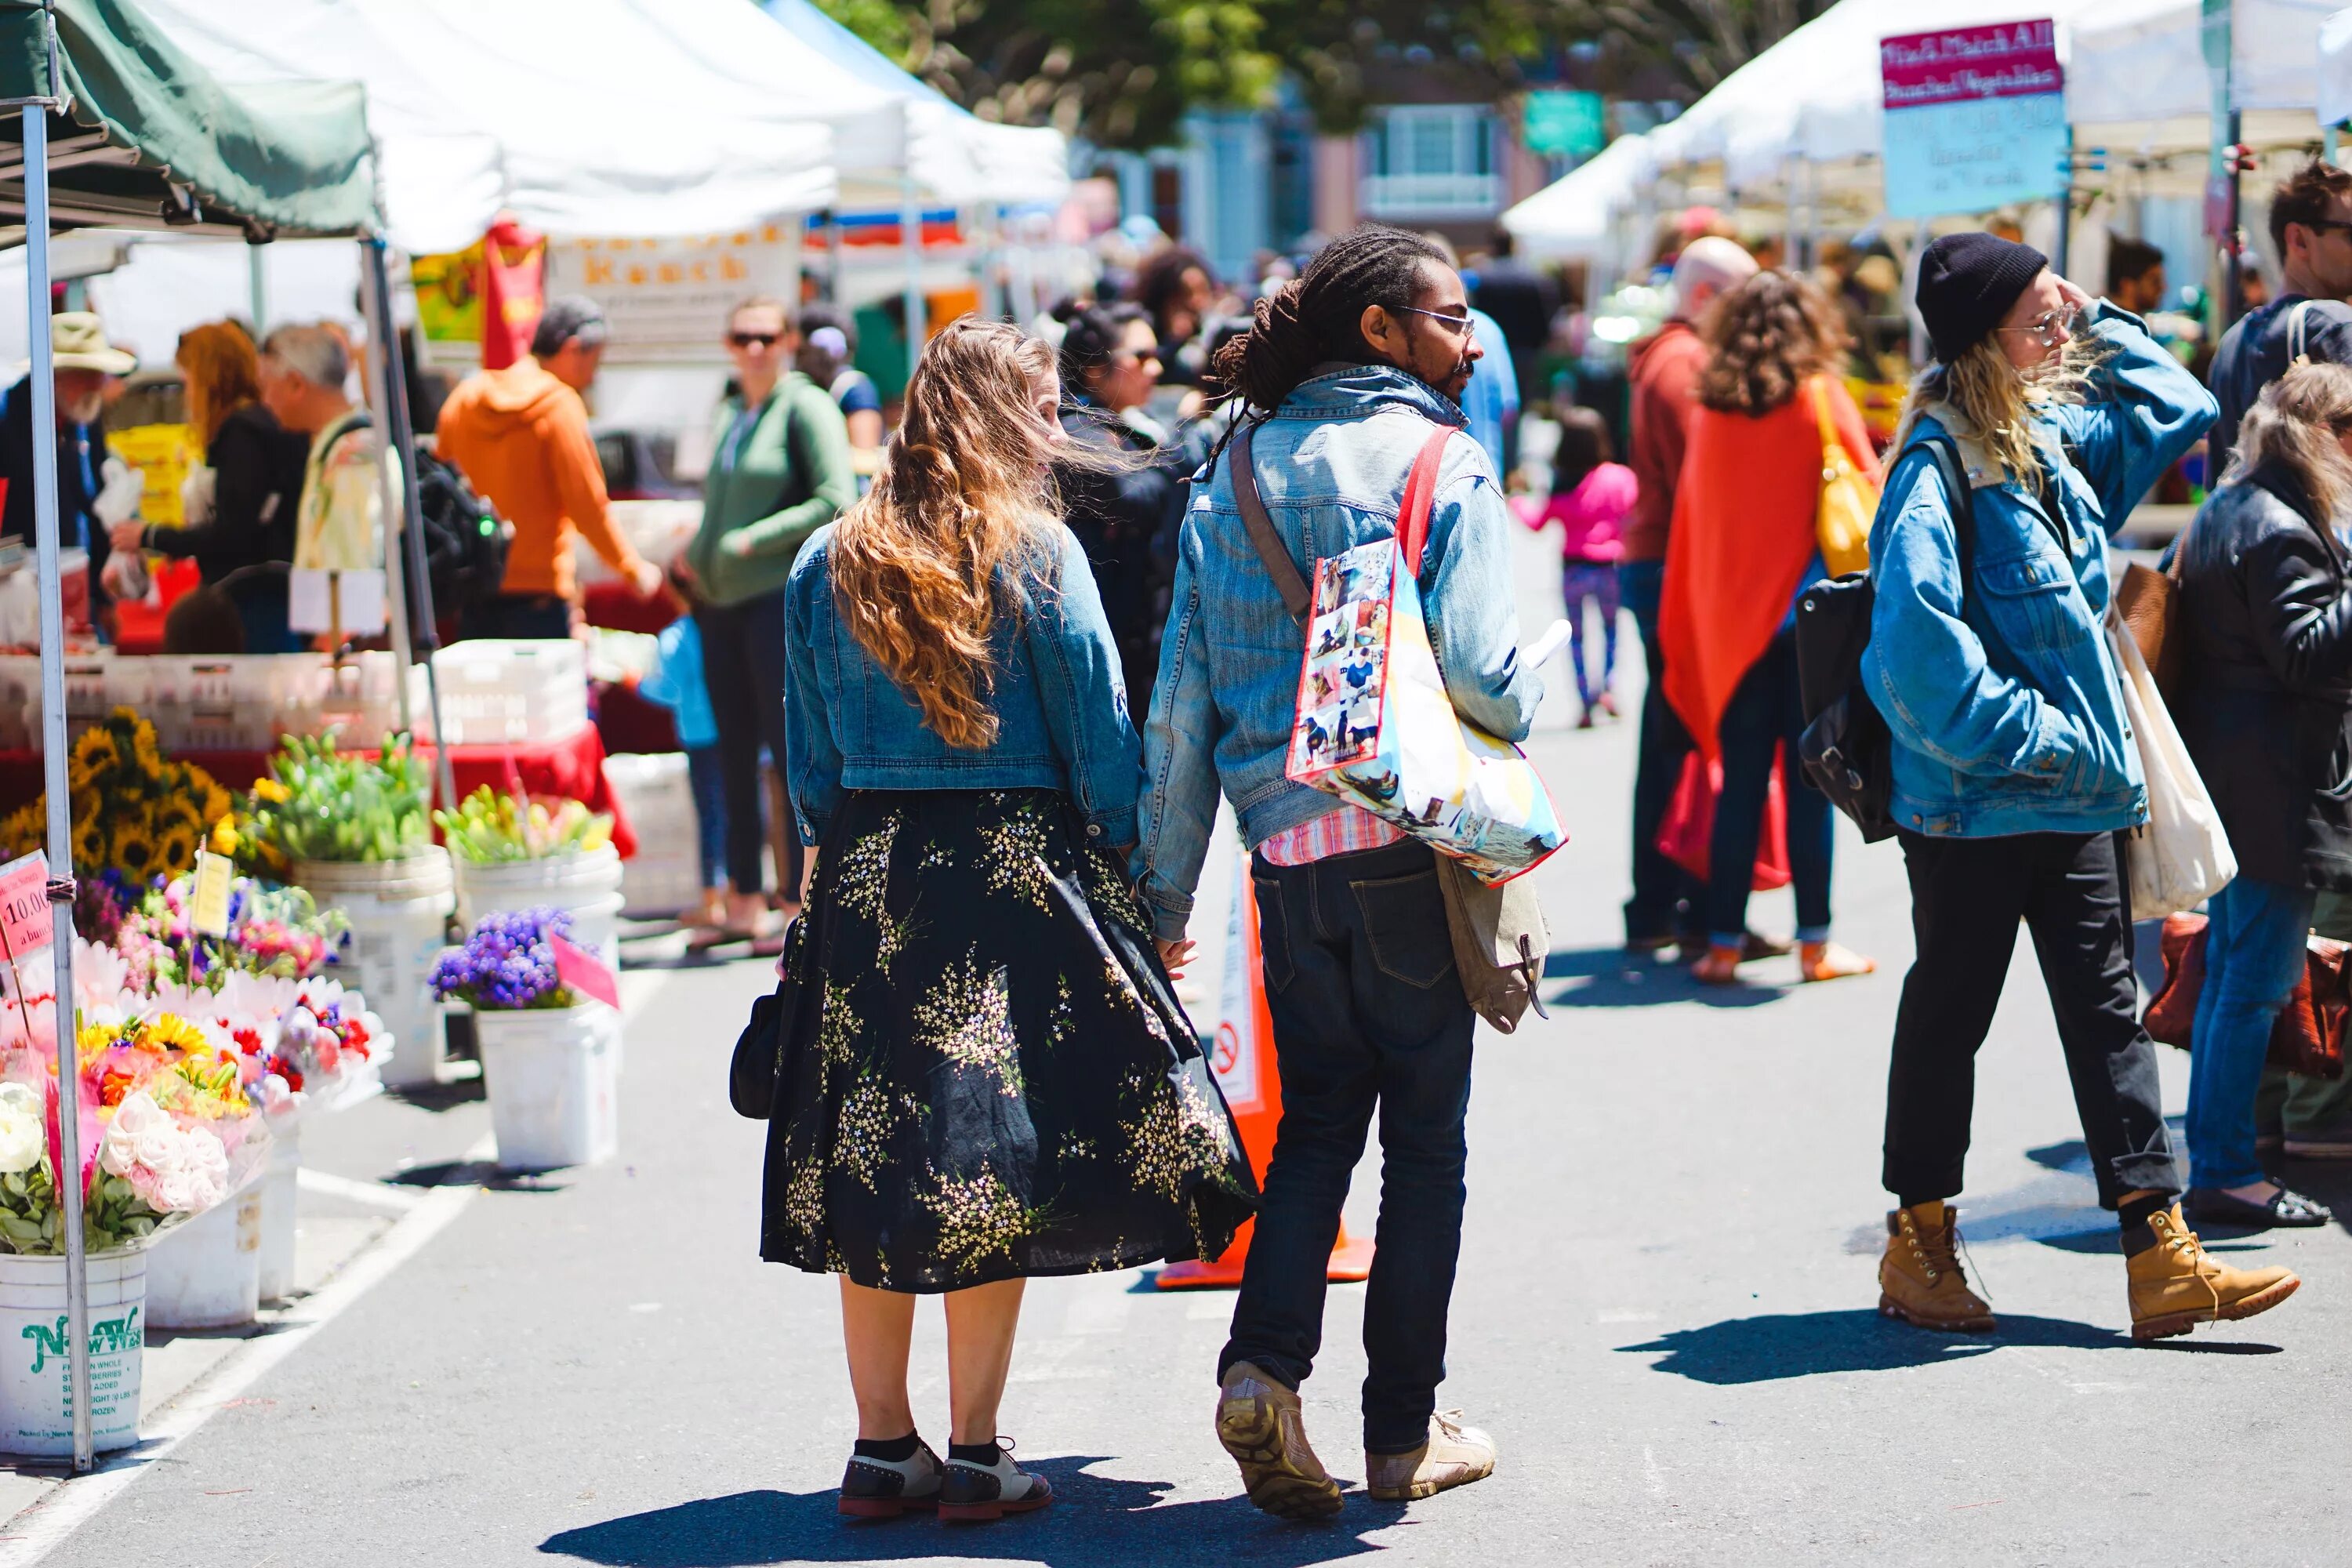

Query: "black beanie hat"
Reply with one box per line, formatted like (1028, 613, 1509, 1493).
(1916, 233, 2049, 363)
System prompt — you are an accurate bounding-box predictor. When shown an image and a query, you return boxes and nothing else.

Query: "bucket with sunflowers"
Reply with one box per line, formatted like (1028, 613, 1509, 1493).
(0, 1007, 272, 1455)
(234, 731, 453, 1091)
(0, 708, 234, 887)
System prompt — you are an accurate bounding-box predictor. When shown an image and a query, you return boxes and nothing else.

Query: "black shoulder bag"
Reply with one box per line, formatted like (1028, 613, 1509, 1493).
(728, 913, 806, 1120)
(1795, 437, 1973, 843)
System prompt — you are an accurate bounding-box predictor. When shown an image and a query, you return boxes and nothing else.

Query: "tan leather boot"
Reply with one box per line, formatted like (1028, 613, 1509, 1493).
(1878, 1200, 1995, 1333)
(1214, 1360, 1342, 1519)
(2127, 1203, 2299, 1341)
(1365, 1410, 1497, 1501)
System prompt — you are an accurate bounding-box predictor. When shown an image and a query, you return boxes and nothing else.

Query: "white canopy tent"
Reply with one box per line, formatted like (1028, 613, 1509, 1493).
(2309, 5, 2352, 126)
(1498, 136, 1655, 261)
(2068, 0, 2336, 158)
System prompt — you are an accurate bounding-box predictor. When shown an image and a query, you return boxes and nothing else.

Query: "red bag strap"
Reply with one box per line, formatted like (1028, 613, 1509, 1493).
(1395, 423, 1461, 578)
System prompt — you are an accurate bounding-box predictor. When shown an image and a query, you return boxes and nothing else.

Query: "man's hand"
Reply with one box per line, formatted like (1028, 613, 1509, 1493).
(1155, 935, 1196, 980)
(106, 520, 145, 554)
(629, 557, 665, 598)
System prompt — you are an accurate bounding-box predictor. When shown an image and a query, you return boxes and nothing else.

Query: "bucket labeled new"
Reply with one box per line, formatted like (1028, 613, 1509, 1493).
(145, 1186, 264, 1330)
(454, 846, 626, 964)
(256, 1126, 301, 1303)
(299, 849, 456, 1090)
(0, 1250, 146, 1456)
(476, 1005, 619, 1171)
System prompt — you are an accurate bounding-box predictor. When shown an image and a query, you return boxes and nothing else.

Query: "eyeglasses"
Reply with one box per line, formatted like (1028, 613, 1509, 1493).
(729, 331, 782, 349)
(1994, 307, 2076, 348)
(2302, 218, 2352, 239)
(1395, 306, 1477, 338)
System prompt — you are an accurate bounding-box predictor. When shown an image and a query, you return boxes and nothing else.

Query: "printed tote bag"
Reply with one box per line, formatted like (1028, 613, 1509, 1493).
(1232, 419, 1564, 884)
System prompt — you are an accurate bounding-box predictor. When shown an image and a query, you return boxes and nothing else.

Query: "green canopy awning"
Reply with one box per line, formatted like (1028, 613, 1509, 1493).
(0, 0, 376, 239)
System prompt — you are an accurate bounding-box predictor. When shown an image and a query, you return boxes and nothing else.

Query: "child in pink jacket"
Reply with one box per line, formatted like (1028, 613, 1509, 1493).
(1515, 406, 1636, 727)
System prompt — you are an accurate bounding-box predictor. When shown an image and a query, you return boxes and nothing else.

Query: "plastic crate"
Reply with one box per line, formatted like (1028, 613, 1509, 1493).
(412, 640, 587, 746)
(603, 751, 703, 916)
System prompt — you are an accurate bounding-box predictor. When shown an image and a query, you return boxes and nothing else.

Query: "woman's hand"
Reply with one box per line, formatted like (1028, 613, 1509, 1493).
(2053, 274, 2096, 319)
(1156, 936, 1196, 980)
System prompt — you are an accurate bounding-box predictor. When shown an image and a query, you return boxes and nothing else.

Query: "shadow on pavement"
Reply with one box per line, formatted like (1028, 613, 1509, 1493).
(538, 1456, 1402, 1566)
(1540, 945, 1784, 1010)
(1619, 1308, 2132, 1384)
(387, 1158, 574, 1193)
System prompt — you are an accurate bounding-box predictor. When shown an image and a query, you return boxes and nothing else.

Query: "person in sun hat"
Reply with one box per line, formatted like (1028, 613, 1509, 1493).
(0, 311, 137, 600)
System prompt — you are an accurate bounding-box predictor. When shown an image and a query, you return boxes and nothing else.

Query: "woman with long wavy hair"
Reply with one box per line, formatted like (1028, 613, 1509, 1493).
(1658, 270, 1877, 985)
(768, 317, 1254, 1523)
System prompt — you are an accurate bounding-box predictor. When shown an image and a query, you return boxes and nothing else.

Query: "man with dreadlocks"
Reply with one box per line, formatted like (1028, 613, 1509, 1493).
(1135, 223, 1541, 1517)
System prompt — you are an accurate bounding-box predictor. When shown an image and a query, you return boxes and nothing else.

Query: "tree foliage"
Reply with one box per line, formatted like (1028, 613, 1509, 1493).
(804, 0, 1827, 149)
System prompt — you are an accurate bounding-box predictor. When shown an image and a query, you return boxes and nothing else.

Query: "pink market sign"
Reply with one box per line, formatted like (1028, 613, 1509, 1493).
(1879, 19, 2067, 220)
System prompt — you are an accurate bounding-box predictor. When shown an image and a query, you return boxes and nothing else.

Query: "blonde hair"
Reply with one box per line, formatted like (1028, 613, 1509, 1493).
(2227, 360, 2352, 522)
(1893, 332, 2112, 485)
(828, 318, 1062, 750)
(177, 321, 260, 445)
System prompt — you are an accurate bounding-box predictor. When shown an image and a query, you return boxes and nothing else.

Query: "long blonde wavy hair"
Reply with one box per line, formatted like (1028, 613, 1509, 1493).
(1893, 329, 2111, 485)
(2227, 360, 2352, 521)
(828, 318, 1065, 750)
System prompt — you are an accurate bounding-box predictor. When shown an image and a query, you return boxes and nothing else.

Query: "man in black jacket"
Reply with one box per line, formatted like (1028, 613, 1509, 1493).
(0, 312, 134, 616)
(2208, 159, 2352, 477)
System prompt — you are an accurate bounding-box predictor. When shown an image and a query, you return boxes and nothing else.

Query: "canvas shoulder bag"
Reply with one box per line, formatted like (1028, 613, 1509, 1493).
(1809, 376, 1877, 578)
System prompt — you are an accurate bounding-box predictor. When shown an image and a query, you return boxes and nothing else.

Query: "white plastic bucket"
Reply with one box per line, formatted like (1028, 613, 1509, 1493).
(0, 1250, 146, 1455)
(299, 849, 456, 1090)
(454, 846, 626, 964)
(476, 1005, 619, 1171)
(144, 1186, 264, 1330)
(256, 1126, 301, 1303)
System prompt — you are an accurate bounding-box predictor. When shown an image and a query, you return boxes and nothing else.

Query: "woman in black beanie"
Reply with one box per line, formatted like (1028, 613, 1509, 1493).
(1860, 232, 2300, 1342)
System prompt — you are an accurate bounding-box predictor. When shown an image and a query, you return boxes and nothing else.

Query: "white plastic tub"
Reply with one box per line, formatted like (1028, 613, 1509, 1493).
(454, 845, 626, 964)
(144, 1185, 264, 1330)
(476, 1005, 619, 1171)
(299, 849, 455, 1090)
(256, 1125, 301, 1303)
(602, 752, 702, 918)
(0, 1250, 146, 1455)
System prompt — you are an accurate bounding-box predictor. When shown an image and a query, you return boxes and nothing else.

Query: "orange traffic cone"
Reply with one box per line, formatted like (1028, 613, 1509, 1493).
(1156, 851, 1374, 1290)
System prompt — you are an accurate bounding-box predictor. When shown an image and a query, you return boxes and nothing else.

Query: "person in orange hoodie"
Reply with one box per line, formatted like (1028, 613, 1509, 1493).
(1659, 270, 1878, 986)
(436, 296, 662, 639)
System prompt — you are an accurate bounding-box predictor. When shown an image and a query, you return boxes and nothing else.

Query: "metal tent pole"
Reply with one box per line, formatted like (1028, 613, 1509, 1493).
(901, 101, 924, 386)
(359, 237, 455, 809)
(21, 100, 94, 1476)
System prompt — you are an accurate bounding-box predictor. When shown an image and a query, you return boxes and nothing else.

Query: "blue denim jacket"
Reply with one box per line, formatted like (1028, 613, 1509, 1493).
(782, 521, 1145, 846)
(1136, 365, 1544, 939)
(1862, 302, 2216, 838)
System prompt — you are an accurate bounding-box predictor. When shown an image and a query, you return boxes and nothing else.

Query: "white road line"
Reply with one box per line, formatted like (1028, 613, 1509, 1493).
(0, 1138, 492, 1566)
(293, 1168, 426, 1211)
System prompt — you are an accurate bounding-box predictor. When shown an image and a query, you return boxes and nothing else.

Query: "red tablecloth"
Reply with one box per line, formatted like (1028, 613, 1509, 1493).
(0, 722, 637, 858)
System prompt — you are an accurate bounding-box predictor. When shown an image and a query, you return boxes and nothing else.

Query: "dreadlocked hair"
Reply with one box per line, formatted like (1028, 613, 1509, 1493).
(1207, 223, 1450, 416)
(829, 318, 1066, 750)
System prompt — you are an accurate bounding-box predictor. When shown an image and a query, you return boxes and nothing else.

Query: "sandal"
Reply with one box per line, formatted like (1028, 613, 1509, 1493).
(1798, 941, 1877, 983)
(1690, 943, 1743, 985)
(2184, 1185, 2333, 1229)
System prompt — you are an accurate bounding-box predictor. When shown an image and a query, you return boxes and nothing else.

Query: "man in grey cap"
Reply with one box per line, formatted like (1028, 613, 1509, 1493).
(0, 312, 137, 599)
(436, 293, 661, 639)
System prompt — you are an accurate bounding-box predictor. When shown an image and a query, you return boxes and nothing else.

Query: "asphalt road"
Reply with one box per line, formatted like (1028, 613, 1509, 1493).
(34, 535, 2352, 1566)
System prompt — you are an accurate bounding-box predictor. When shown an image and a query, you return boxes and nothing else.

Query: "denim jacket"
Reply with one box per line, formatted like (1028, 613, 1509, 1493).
(1136, 365, 1544, 940)
(782, 521, 1145, 845)
(1861, 301, 2216, 838)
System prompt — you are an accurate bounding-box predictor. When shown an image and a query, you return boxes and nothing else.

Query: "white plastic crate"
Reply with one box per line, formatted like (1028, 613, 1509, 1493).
(602, 751, 704, 917)
(411, 640, 587, 746)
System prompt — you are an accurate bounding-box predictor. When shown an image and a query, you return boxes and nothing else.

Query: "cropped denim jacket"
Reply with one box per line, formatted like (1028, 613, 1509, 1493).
(782, 521, 1145, 846)
(1861, 301, 2216, 838)
(1135, 365, 1544, 940)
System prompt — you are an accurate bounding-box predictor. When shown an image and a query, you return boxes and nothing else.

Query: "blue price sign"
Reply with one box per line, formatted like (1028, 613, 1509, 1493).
(1880, 20, 2066, 220)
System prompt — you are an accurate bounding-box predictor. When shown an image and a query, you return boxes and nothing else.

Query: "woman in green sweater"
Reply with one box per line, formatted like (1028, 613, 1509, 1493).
(681, 296, 858, 949)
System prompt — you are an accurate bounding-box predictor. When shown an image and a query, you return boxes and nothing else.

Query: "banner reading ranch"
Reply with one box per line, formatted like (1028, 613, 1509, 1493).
(1879, 19, 2065, 220)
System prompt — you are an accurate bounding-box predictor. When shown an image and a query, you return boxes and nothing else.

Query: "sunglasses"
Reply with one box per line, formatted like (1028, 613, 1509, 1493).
(1395, 305, 1477, 337)
(729, 331, 783, 349)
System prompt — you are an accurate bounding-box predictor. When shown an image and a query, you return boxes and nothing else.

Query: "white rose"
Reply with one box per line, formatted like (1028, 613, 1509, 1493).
(153, 1171, 197, 1213)
(187, 1129, 228, 1179)
(109, 1094, 162, 1138)
(0, 1107, 42, 1175)
(132, 1125, 179, 1171)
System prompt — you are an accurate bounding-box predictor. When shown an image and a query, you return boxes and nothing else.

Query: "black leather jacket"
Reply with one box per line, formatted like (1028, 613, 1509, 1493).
(2174, 461, 2352, 890)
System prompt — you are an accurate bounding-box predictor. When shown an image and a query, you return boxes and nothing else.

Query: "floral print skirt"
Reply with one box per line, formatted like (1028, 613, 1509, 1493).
(759, 788, 1257, 1292)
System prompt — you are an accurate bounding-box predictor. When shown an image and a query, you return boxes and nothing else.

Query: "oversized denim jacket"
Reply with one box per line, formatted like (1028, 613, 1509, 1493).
(1136, 365, 1544, 940)
(1862, 301, 2216, 839)
(782, 521, 1145, 846)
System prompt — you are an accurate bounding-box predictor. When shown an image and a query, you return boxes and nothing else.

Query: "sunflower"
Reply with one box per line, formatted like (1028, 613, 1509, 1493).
(143, 1014, 210, 1054)
(155, 823, 198, 878)
(73, 818, 103, 868)
(201, 784, 233, 826)
(109, 824, 158, 883)
(129, 724, 163, 777)
(72, 728, 118, 780)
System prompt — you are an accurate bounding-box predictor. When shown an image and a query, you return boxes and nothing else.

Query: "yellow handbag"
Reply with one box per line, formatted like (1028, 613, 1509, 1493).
(1810, 376, 1878, 578)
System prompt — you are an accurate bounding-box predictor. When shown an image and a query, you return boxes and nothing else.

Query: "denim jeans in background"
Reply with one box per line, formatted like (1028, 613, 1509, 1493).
(1218, 838, 1475, 1455)
(1618, 559, 1701, 944)
(684, 744, 728, 891)
(2187, 875, 2316, 1191)
(1707, 631, 1835, 947)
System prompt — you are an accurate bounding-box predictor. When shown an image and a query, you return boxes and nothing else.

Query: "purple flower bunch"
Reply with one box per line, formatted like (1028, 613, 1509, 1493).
(430, 906, 577, 1012)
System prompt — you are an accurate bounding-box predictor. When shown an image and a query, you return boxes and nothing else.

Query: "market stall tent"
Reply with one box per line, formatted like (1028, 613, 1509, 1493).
(2067, 0, 2335, 156)
(2323, 6, 2352, 127)
(1498, 136, 1654, 261)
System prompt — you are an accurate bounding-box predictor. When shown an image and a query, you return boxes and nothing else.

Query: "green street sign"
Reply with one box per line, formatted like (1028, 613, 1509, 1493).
(1524, 90, 1605, 158)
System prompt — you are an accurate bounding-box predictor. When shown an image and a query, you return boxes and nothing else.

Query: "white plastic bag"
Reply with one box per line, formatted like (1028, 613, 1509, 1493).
(2104, 611, 2234, 920)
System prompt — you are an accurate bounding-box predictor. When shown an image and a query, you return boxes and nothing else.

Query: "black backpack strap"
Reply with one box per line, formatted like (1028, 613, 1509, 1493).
(1917, 434, 1976, 610)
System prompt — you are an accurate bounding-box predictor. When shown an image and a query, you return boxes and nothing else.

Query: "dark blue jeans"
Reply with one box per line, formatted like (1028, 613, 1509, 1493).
(695, 589, 800, 897)
(1219, 838, 1475, 1455)
(1619, 559, 1701, 943)
(1707, 630, 1835, 946)
(684, 744, 728, 891)
(2187, 875, 2314, 1190)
